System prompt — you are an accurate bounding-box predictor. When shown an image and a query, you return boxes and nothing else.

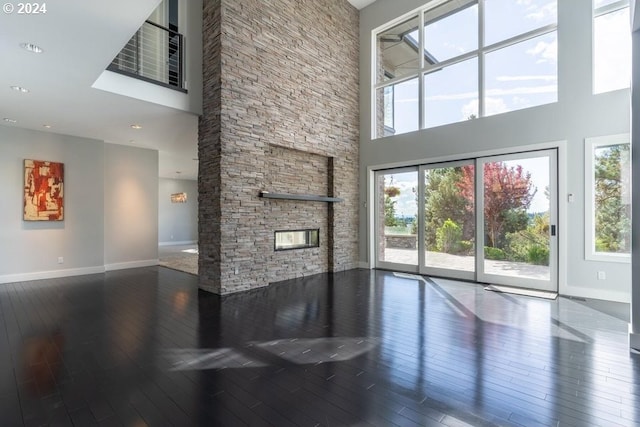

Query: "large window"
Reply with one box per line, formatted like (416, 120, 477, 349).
(593, 0, 631, 94)
(374, 0, 557, 138)
(585, 134, 631, 262)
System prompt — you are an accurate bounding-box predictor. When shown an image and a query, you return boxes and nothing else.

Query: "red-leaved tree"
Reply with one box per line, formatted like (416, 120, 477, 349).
(459, 163, 535, 248)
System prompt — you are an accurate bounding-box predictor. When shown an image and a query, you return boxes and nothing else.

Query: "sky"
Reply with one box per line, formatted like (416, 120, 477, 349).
(383, 0, 630, 134)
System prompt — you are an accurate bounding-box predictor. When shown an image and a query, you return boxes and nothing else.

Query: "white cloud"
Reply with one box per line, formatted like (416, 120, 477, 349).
(425, 84, 556, 102)
(497, 75, 557, 82)
(426, 91, 477, 101)
(526, 2, 557, 22)
(460, 97, 508, 119)
(461, 99, 480, 119)
(486, 85, 557, 97)
(526, 36, 557, 64)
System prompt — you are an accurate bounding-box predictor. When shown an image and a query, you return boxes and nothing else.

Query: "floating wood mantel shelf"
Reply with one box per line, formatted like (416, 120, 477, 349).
(259, 191, 343, 203)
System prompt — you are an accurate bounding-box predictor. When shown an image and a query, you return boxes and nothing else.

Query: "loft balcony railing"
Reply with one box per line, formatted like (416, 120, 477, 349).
(108, 20, 186, 92)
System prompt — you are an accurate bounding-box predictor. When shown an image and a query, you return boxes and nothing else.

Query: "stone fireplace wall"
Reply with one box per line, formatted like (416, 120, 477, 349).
(199, 0, 359, 294)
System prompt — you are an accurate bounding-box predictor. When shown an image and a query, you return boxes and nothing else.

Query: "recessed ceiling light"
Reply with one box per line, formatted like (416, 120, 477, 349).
(130, 124, 142, 130)
(42, 124, 51, 129)
(3, 118, 17, 123)
(20, 42, 43, 53)
(10, 85, 29, 93)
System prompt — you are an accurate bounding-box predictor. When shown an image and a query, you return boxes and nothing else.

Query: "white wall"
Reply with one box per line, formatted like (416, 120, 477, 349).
(630, 28, 640, 349)
(104, 144, 159, 269)
(0, 127, 105, 281)
(0, 126, 160, 283)
(158, 178, 197, 244)
(359, 1, 631, 302)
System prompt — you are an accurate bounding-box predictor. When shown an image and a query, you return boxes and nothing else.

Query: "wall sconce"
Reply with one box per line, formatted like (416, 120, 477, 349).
(171, 192, 187, 203)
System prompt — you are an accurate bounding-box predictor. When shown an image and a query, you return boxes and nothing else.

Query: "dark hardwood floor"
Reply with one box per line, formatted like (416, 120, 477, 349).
(1, 267, 639, 426)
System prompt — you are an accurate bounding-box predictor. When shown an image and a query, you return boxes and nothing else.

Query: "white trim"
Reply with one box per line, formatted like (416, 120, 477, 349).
(0, 266, 106, 285)
(369, 139, 565, 171)
(563, 286, 630, 304)
(105, 259, 159, 271)
(371, 0, 558, 137)
(557, 142, 569, 299)
(367, 167, 376, 269)
(159, 240, 197, 246)
(584, 133, 631, 263)
(594, 0, 630, 17)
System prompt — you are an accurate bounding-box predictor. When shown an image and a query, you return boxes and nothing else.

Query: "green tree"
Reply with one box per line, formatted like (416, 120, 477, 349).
(459, 163, 535, 248)
(418, 167, 473, 250)
(436, 218, 462, 254)
(594, 144, 631, 253)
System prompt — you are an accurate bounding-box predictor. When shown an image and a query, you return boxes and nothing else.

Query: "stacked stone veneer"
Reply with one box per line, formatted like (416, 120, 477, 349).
(199, 0, 359, 294)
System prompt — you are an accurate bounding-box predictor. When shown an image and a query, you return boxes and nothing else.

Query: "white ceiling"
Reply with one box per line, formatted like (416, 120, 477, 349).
(0, 0, 372, 181)
(348, 0, 377, 9)
(0, 0, 199, 180)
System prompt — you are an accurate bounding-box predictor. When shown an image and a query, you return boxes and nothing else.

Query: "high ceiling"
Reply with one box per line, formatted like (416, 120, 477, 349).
(0, 0, 374, 181)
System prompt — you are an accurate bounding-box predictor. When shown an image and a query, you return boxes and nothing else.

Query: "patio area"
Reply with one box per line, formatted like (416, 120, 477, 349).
(381, 248, 550, 280)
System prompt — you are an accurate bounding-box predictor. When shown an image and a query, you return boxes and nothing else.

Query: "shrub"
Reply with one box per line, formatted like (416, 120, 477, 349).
(484, 246, 506, 260)
(436, 219, 462, 254)
(527, 245, 549, 265)
(458, 240, 473, 255)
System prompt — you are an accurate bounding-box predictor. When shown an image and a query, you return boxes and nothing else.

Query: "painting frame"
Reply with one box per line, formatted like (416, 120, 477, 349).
(23, 159, 64, 221)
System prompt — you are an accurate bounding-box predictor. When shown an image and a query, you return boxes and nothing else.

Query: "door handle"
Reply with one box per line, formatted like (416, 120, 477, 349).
(551, 225, 556, 236)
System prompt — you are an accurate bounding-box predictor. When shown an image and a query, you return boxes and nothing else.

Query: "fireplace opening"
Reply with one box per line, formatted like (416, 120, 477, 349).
(275, 229, 319, 251)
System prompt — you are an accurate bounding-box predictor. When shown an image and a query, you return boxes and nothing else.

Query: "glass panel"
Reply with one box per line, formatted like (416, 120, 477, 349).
(424, 2, 478, 64)
(593, 144, 631, 254)
(376, 77, 419, 137)
(424, 57, 478, 128)
(377, 171, 419, 266)
(275, 230, 320, 251)
(423, 165, 475, 273)
(485, 0, 557, 46)
(376, 15, 420, 83)
(484, 32, 557, 116)
(594, 7, 631, 93)
(482, 156, 550, 281)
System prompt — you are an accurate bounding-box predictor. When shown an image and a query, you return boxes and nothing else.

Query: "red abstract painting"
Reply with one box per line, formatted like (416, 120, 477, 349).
(23, 159, 64, 221)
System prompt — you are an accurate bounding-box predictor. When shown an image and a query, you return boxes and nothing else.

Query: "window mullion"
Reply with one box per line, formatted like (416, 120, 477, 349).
(478, 0, 485, 118)
(419, 12, 425, 130)
(594, 0, 629, 17)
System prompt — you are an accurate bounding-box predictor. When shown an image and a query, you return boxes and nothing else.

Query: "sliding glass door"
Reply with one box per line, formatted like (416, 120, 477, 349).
(419, 161, 475, 281)
(375, 149, 558, 292)
(375, 168, 419, 272)
(476, 150, 557, 291)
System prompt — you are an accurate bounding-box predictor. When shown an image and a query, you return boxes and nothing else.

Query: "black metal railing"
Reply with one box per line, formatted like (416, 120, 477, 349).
(108, 20, 185, 92)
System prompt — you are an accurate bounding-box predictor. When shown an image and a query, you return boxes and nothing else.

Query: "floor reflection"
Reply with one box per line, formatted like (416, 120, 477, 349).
(1, 267, 638, 426)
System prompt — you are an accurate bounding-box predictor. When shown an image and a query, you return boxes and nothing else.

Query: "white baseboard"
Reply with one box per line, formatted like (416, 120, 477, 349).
(630, 328, 640, 351)
(0, 266, 106, 285)
(159, 240, 197, 247)
(105, 259, 159, 271)
(358, 261, 371, 269)
(561, 286, 630, 304)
